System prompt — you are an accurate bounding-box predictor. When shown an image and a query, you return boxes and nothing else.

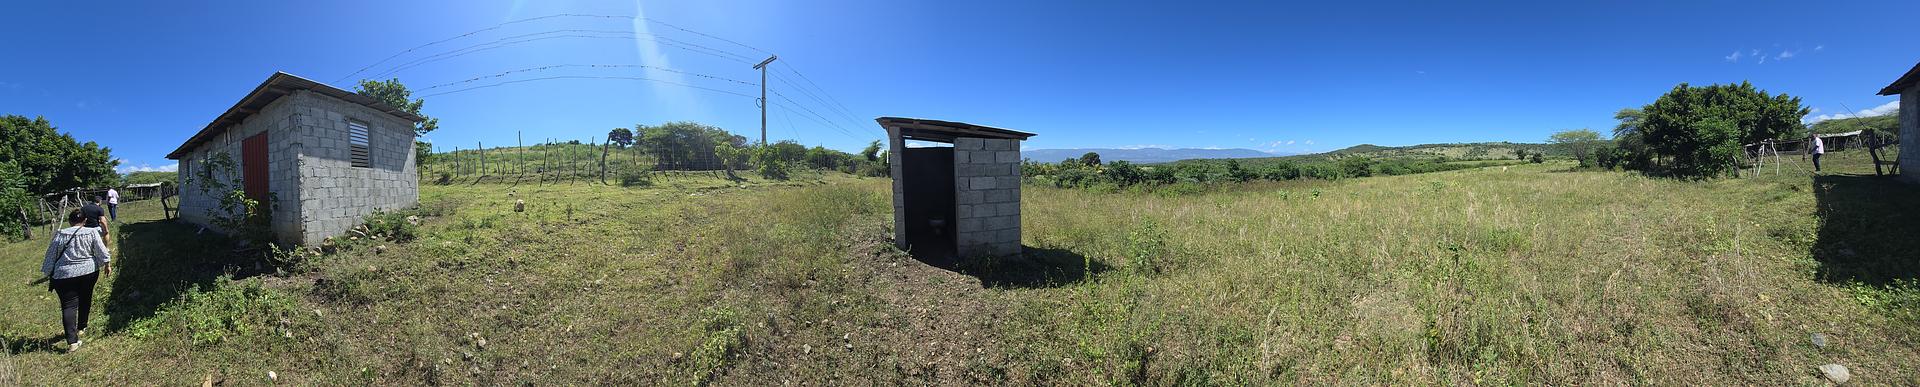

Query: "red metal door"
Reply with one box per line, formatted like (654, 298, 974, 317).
(242, 133, 269, 203)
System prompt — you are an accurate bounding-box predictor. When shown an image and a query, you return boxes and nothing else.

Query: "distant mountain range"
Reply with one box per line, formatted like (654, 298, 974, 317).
(1021, 148, 1286, 164)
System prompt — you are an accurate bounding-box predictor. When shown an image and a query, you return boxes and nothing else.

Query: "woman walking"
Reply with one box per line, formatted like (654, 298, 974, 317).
(41, 209, 111, 353)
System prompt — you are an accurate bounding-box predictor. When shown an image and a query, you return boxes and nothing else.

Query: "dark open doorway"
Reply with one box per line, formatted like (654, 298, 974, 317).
(901, 146, 956, 262)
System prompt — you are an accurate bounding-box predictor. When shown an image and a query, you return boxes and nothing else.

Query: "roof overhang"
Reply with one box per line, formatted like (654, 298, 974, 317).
(875, 117, 1035, 143)
(1879, 61, 1920, 95)
(166, 72, 424, 159)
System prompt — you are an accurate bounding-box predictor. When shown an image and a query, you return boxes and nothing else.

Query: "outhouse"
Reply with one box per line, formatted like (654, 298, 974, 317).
(876, 117, 1035, 262)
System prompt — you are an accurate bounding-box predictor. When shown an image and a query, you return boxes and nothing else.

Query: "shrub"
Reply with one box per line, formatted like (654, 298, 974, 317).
(620, 170, 654, 187)
(363, 210, 419, 242)
(1125, 219, 1169, 275)
(128, 276, 301, 346)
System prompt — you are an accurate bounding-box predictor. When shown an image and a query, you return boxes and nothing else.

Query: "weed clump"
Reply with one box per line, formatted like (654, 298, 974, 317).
(363, 210, 420, 242)
(127, 276, 302, 347)
(1125, 219, 1169, 275)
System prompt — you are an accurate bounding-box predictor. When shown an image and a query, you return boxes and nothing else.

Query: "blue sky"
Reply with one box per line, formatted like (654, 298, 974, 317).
(3, 0, 1916, 173)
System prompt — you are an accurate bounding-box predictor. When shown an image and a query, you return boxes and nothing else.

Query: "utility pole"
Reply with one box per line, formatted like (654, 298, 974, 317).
(753, 54, 779, 146)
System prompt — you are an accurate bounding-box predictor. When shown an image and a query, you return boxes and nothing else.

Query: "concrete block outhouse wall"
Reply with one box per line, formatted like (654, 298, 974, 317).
(1880, 61, 1920, 184)
(952, 137, 1023, 258)
(168, 72, 423, 245)
(877, 117, 1035, 261)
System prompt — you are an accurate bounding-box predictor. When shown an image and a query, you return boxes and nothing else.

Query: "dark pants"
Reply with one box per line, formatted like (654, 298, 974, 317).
(1812, 153, 1823, 172)
(51, 272, 99, 345)
(107, 204, 117, 222)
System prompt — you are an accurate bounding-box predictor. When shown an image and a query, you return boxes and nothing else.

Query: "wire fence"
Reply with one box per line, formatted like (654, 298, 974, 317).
(420, 137, 740, 186)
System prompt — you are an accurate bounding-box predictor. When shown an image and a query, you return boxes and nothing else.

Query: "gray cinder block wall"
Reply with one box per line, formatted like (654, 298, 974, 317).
(288, 90, 419, 244)
(953, 137, 1022, 258)
(175, 89, 418, 245)
(1901, 85, 1918, 184)
(176, 96, 304, 241)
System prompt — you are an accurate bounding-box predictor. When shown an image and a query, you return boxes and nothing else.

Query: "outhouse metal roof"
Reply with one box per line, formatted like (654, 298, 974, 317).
(1879, 61, 1920, 95)
(167, 72, 424, 159)
(876, 117, 1036, 143)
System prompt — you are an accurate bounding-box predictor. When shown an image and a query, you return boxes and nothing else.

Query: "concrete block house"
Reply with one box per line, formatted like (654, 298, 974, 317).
(877, 117, 1035, 262)
(1879, 61, 1920, 183)
(167, 72, 422, 245)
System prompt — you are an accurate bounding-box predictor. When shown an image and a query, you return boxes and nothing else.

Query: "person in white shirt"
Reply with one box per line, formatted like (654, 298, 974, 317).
(1810, 134, 1825, 173)
(105, 188, 119, 222)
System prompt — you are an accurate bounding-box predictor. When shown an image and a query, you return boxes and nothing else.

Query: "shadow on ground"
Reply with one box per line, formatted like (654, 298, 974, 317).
(99, 219, 284, 332)
(1, 333, 64, 355)
(1811, 174, 1920, 285)
(914, 246, 1108, 289)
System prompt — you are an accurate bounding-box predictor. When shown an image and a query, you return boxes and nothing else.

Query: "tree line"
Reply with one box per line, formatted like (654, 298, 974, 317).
(1, 115, 119, 240)
(1025, 152, 1521, 192)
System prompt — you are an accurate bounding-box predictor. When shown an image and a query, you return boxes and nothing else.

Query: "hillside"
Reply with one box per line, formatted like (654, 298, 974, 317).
(2, 151, 1916, 384)
(1023, 148, 1280, 164)
(1812, 112, 1900, 135)
(1303, 141, 1563, 161)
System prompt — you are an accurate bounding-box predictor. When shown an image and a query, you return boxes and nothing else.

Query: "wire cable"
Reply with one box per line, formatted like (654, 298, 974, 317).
(334, 14, 634, 83)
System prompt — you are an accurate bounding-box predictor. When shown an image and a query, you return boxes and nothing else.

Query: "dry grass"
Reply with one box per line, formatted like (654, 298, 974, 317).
(0, 151, 1915, 384)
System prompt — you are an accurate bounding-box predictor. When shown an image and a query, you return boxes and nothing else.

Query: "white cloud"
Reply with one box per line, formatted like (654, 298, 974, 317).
(1809, 100, 1900, 123)
(1815, 45, 1825, 51)
(1750, 49, 1759, 56)
(1757, 55, 1767, 65)
(117, 162, 178, 173)
(1777, 49, 1797, 60)
(1725, 50, 1742, 62)
(1415, 70, 1427, 75)
(1116, 144, 1172, 150)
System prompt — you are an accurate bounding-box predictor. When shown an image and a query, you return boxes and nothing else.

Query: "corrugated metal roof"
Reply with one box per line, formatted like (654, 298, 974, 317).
(166, 72, 424, 159)
(875, 117, 1036, 143)
(1879, 61, 1920, 96)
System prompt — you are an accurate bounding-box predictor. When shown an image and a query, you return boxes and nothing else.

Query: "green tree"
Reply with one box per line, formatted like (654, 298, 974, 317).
(861, 140, 883, 161)
(0, 115, 118, 195)
(1548, 129, 1603, 167)
(0, 161, 33, 240)
(1639, 82, 1809, 177)
(607, 128, 635, 148)
(1079, 152, 1102, 166)
(804, 146, 849, 170)
(353, 78, 439, 135)
(1103, 160, 1146, 186)
(635, 121, 746, 170)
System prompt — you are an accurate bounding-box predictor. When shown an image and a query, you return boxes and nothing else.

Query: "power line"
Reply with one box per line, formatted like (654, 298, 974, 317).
(370, 31, 633, 80)
(769, 90, 865, 141)
(420, 75, 757, 99)
(420, 64, 758, 91)
(777, 61, 867, 130)
(767, 70, 867, 132)
(642, 17, 772, 56)
(334, 14, 634, 83)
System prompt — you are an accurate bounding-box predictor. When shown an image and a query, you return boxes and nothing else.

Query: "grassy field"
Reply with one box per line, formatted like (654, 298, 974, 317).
(2, 150, 1916, 384)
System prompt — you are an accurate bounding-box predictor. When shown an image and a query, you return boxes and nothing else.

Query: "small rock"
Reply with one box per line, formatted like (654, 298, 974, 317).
(476, 338, 488, 349)
(312, 309, 325, 318)
(1820, 363, 1851, 384)
(375, 245, 387, 254)
(672, 352, 684, 360)
(462, 351, 475, 360)
(802, 344, 812, 354)
(267, 371, 278, 381)
(1811, 333, 1828, 348)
